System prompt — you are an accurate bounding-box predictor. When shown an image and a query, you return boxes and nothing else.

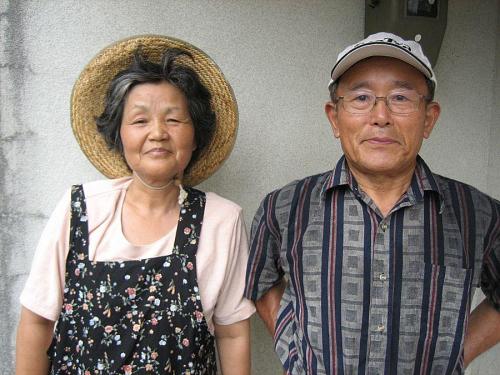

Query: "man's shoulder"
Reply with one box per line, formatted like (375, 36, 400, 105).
(261, 171, 331, 207)
(433, 173, 500, 208)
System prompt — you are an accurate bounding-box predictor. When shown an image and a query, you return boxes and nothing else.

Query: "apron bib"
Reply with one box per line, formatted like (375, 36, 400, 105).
(48, 185, 217, 374)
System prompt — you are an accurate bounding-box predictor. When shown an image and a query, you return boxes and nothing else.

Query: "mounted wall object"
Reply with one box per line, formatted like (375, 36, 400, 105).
(365, 0, 448, 66)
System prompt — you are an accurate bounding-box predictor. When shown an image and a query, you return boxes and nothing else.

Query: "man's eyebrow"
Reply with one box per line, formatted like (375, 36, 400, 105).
(393, 80, 416, 90)
(344, 80, 417, 92)
(347, 81, 371, 91)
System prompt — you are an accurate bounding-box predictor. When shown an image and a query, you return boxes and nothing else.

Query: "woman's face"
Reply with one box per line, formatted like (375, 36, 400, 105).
(120, 81, 196, 185)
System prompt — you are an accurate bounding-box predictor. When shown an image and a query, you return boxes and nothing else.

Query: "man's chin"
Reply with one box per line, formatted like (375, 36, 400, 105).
(354, 158, 415, 177)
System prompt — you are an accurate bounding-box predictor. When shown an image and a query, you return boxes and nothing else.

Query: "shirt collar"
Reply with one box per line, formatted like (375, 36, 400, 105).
(321, 155, 443, 203)
(321, 155, 352, 196)
(410, 155, 443, 203)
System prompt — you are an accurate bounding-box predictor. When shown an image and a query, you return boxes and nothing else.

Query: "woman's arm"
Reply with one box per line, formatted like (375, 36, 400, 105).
(15, 307, 55, 375)
(214, 318, 251, 375)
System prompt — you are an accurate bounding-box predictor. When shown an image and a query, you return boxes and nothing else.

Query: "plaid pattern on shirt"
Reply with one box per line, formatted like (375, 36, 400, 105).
(245, 156, 500, 375)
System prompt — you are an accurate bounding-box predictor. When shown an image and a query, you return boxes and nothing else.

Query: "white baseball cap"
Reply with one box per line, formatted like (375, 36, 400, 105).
(329, 32, 436, 89)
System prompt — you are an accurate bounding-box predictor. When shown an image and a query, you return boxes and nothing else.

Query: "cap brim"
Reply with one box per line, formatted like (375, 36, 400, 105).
(329, 42, 434, 86)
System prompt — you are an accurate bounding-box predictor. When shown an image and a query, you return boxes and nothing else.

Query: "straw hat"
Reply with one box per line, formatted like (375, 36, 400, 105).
(71, 35, 238, 186)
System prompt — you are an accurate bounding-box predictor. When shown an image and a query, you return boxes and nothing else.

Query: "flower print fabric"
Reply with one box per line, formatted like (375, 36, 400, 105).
(48, 185, 217, 374)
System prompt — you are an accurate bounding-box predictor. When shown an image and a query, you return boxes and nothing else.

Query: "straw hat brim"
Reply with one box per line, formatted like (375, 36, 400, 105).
(71, 35, 238, 186)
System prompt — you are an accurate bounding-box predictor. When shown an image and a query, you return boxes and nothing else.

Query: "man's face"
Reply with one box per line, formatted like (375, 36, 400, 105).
(325, 56, 440, 178)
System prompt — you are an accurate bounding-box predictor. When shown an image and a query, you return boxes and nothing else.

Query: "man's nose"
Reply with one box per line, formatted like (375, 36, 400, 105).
(370, 97, 392, 127)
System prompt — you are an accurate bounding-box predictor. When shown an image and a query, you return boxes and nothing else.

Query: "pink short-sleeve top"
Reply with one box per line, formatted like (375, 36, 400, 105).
(20, 177, 255, 333)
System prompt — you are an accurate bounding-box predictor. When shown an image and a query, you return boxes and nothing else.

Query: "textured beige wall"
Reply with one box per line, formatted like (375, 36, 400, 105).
(487, 0, 500, 199)
(1, 1, 498, 374)
(466, 3, 500, 374)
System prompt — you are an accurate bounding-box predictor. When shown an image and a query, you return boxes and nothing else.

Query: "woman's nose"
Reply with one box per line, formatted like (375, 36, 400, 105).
(149, 119, 168, 140)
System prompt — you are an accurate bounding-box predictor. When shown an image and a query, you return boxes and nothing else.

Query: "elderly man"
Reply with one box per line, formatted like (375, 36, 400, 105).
(245, 33, 500, 374)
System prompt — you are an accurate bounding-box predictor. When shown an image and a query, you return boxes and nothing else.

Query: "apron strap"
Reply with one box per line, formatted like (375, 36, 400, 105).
(69, 184, 89, 258)
(173, 187, 206, 258)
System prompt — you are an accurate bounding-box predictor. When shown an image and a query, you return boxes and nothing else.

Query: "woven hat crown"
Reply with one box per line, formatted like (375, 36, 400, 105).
(71, 35, 238, 186)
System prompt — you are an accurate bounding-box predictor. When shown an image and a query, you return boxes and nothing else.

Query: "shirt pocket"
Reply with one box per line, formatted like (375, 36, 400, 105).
(399, 263, 473, 375)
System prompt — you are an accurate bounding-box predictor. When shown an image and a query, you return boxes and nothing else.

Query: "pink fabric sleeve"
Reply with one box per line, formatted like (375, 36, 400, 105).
(19, 189, 71, 321)
(211, 209, 255, 325)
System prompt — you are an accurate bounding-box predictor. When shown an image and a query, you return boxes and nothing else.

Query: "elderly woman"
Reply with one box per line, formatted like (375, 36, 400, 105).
(16, 36, 254, 375)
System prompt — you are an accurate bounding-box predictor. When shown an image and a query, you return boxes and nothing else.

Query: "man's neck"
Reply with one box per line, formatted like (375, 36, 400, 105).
(348, 163, 416, 218)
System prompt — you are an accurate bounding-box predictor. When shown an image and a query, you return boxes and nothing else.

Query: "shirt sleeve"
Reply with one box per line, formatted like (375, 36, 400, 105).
(480, 198, 500, 311)
(212, 210, 256, 325)
(244, 191, 284, 301)
(19, 189, 71, 321)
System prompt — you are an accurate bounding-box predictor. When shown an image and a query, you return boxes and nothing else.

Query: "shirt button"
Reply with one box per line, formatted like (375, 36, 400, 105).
(379, 273, 387, 281)
(380, 223, 388, 232)
(376, 324, 385, 332)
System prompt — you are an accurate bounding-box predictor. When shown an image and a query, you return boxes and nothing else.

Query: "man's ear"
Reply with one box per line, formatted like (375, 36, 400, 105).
(423, 101, 441, 139)
(325, 101, 340, 138)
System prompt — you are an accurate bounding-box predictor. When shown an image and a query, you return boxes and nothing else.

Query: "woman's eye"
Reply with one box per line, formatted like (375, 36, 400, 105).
(132, 119, 147, 125)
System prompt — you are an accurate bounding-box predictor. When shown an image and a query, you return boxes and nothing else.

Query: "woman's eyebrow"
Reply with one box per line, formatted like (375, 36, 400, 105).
(164, 106, 182, 114)
(128, 103, 148, 112)
(127, 104, 183, 114)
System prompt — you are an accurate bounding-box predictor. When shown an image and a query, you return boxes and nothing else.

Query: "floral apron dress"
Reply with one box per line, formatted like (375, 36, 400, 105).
(48, 185, 217, 374)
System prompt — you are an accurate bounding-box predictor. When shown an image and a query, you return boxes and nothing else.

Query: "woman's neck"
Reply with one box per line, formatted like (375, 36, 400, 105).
(122, 177, 181, 245)
(133, 171, 174, 191)
(126, 176, 179, 214)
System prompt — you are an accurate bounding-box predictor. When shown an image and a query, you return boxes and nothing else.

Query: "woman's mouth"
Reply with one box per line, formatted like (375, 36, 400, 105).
(146, 147, 170, 156)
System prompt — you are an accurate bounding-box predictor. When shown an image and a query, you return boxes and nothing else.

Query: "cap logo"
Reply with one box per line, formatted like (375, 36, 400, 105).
(352, 37, 412, 53)
(382, 37, 412, 52)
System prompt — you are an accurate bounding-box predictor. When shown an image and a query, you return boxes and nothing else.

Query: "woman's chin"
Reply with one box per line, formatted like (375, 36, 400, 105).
(133, 170, 177, 184)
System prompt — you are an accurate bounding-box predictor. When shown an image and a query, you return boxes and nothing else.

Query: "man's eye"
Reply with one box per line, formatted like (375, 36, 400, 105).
(353, 94, 370, 102)
(392, 94, 410, 102)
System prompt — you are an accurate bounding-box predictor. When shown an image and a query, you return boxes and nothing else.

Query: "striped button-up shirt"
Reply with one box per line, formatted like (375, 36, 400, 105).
(245, 156, 500, 375)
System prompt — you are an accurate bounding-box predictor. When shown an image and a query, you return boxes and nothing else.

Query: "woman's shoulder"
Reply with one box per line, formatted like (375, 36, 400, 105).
(197, 191, 244, 228)
(203, 191, 243, 215)
(80, 176, 132, 199)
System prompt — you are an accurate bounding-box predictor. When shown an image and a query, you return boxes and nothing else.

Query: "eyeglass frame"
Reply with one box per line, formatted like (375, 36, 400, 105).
(333, 91, 432, 115)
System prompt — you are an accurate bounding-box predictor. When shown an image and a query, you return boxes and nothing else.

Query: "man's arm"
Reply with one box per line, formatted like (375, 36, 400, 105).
(215, 318, 251, 375)
(245, 191, 286, 336)
(255, 279, 286, 336)
(464, 298, 500, 367)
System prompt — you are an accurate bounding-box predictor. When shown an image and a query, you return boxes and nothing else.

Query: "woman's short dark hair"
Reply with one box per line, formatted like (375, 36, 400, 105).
(96, 48, 215, 172)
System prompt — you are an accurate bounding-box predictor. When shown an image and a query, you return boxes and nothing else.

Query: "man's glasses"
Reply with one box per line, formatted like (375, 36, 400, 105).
(335, 90, 430, 114)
